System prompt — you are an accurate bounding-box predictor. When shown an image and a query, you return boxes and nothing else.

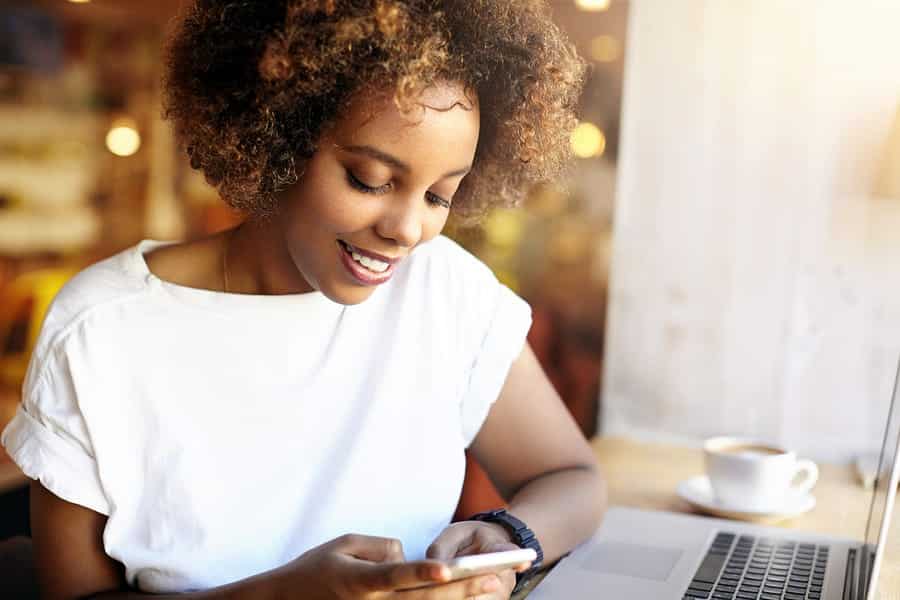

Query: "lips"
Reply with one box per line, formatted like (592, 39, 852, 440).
(337, 240, 397, 286)
(339, 240, 402, 264)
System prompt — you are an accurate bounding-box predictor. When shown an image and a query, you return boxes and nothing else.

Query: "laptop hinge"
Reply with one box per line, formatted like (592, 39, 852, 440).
(859, 546, 875, 600)
(857, 546, 869, 600)
(844, 544, 874, 600)
(843, 547, 858, 600)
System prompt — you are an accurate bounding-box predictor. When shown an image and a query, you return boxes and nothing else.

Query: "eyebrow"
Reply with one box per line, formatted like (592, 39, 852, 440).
(338, 144, 472, 179)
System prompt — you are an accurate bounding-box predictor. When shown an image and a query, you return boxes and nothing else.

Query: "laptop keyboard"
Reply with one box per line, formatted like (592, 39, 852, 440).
(683, 532, 830, 600)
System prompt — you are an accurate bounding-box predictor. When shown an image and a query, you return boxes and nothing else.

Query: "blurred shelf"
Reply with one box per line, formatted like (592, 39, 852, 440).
(0, 208, 100, 255)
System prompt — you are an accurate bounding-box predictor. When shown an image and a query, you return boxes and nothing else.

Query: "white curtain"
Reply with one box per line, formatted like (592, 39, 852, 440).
(602, 0, 900, 462)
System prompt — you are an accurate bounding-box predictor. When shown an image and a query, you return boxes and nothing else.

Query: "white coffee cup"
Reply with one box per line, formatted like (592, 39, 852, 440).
(703, 436, 819, 512)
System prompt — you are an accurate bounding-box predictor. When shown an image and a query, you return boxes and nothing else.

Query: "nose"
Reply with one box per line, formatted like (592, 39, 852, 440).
(374, 193, 424, 249)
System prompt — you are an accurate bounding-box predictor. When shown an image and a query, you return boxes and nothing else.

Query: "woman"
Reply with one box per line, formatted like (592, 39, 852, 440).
(2, 1, 607, 598)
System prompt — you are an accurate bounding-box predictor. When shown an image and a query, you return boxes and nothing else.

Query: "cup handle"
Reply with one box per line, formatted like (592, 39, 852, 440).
(791, 459, 819, 496)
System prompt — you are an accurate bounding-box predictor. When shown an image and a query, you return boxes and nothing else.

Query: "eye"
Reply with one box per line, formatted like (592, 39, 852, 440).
(347, 169, 451, 209)
(426, 191, 451, 209)
(346, 170, 391, 195)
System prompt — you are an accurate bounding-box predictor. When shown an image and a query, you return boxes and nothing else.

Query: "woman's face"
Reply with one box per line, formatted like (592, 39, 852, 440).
(276, 81, 480, 306)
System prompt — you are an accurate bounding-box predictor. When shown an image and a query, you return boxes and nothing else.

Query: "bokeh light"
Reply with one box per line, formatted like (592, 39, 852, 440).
(590, 35, 620, 63)
(575, 0, 611, 12)
(570, 122, 606, 158)
(106, 120, 141, 157)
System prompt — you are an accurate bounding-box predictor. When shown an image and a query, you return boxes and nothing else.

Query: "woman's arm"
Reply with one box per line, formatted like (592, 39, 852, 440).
(468, 341, 608, 565)
(29, 480, 281, 600)
(31, 481, 490, 600)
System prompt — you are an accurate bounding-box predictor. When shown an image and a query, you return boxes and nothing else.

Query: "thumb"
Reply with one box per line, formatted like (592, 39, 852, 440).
(349, 558, 451, 592)
(482, 541, 521, 554)
(333, 534, 406, 563)
(426, 523, 476, 560)
(481, 541, 533, 572)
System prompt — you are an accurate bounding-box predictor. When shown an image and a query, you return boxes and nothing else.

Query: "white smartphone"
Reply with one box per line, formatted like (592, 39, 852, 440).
(440, 547, 537, 581)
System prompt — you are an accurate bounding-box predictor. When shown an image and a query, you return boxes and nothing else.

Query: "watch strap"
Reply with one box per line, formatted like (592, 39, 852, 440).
(468, 508, 544, 593)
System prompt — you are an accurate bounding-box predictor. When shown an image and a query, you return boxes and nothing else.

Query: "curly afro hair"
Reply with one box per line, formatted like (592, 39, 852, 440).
(163, 0, 586, 223)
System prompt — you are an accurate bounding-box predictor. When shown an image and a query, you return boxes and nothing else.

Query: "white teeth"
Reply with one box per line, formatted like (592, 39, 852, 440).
(346, 245, 390, 273)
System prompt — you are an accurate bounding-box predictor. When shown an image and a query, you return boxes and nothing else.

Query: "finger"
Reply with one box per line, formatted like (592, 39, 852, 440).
(396, 573, 503, 599)
(480, 541, 521, 554)
(333, 533, 406, 562)
(498, 568, 517, 589)
(478, 540, 532, 573)
(352, 558, 450, 592)
(453, 539, 522, 559)
(465, 569, 518, 600)
(426, 523, 476, 560)
(451, 540, 481, 557)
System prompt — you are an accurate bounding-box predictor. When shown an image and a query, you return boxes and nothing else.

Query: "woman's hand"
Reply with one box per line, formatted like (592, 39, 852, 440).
(273, 533, 508, 599)
(425, 522, 532, 600)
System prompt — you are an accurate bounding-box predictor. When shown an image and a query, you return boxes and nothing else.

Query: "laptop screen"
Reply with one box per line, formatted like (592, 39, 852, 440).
(862, 359, 900, 597)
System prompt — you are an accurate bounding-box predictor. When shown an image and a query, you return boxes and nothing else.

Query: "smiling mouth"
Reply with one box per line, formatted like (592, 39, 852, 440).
(338, 240, 398, 272)
(342, 240, 402, 262)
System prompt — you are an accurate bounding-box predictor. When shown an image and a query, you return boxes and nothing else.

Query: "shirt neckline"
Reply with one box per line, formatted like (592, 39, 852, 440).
(131, 239, 344, 313)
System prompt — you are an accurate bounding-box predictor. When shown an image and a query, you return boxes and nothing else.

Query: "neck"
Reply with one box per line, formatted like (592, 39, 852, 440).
(224, 218, 315, 295)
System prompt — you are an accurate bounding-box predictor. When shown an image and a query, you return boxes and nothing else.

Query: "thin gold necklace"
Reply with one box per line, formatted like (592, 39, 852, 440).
(222, 229, 233, 293)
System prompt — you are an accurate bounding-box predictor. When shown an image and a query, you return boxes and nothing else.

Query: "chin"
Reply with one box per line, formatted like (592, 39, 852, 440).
(320, 282, 377, 306)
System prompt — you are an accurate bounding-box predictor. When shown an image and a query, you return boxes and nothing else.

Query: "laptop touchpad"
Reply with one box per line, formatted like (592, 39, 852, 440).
(577, 541, 683, 581)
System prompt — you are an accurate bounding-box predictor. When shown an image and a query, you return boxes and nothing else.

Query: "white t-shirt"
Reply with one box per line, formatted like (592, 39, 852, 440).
(1, 234, 531, 593)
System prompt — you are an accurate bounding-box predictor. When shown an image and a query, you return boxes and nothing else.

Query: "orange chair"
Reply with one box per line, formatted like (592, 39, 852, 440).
(0, 268, 75, 389)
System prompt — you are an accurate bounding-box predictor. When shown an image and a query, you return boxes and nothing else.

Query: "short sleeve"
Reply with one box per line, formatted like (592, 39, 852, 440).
(459, 281, 532, 447)
(1, 345, 110, 515)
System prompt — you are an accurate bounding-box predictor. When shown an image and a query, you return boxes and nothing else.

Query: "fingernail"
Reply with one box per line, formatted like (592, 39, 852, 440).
(420, 564, 440, 580)
(482, 575, 500, 592)
(433, 565, 449, 580)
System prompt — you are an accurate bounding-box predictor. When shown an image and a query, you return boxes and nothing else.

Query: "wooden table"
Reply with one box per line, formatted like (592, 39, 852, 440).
(516, 436, 900, 599)
(3, 432, 898, 597)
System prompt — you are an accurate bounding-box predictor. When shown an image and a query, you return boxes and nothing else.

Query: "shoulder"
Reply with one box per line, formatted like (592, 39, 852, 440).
(399, 235, 530, 333)
(142, 236, 222, 291)
(32, 242, 159, 365)
(46, 247, 145, 325)
(408, 235, 499, 289)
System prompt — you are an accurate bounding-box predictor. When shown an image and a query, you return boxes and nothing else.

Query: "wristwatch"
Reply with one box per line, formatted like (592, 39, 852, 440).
(468, 508, 544, 594)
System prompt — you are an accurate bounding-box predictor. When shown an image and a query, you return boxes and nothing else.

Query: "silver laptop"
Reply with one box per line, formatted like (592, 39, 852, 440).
(528, 360, 900, 600)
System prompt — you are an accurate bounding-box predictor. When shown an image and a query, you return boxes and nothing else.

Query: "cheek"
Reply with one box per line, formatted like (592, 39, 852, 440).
(422, 210, 450, 240)
(285, 181, 377, 236)
(309, 193, 374, 233)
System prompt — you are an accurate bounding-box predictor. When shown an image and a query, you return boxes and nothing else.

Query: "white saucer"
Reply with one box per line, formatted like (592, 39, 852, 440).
(676, 475, 816, 523)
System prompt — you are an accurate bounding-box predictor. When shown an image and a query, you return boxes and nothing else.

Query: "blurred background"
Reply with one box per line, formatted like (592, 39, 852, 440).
(0, 0, 899, 545)
(0, 0, 623, 535)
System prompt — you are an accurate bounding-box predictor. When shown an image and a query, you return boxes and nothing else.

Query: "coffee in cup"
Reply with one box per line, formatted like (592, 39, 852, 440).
(703, 436, 819, 512)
